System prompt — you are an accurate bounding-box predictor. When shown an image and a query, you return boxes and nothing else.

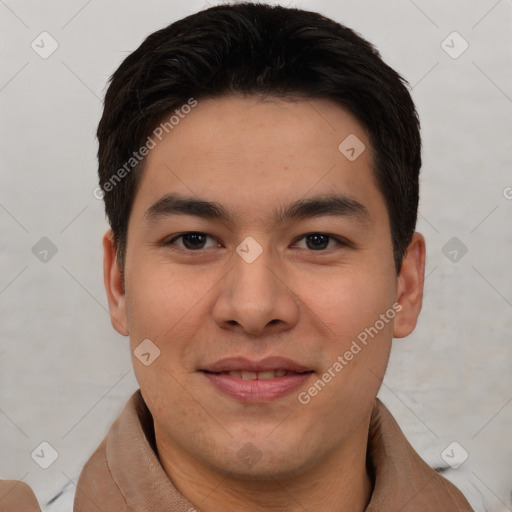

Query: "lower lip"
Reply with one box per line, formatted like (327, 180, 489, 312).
(202, 372, 313, 403)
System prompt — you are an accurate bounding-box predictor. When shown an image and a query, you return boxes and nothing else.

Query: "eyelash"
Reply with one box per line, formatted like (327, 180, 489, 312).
(163, 232, 350, 252)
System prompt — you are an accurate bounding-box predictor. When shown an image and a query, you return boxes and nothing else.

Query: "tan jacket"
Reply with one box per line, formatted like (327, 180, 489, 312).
(1, 390, 473, 511)
(0, 480, 41, 512)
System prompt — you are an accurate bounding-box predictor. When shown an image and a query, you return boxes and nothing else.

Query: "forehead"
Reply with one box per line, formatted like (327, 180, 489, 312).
(130, 95, 386, 228)
(151, 95, 371, 164)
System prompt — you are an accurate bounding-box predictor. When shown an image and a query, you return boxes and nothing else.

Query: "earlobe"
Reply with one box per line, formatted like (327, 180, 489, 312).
(393, 232, 426, 339)
(102, 230, 129, 336)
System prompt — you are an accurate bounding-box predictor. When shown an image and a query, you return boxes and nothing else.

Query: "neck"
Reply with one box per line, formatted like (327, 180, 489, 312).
(154, 418, 374, 512)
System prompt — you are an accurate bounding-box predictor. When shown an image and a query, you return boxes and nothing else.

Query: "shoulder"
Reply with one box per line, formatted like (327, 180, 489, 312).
(73, 434, 129, 511)
(73, 390, 148, 511)
(0, 480, 41, 512)
(367, 399, 473, 511)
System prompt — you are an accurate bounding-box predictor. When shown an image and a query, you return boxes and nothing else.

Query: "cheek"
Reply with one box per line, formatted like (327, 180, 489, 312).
(124, 262, 205, 392)
(296, 267, 396, 340)
(125, 257, 208, 338)
(142, 370, 218, 452)
(297, 266, 396, 405)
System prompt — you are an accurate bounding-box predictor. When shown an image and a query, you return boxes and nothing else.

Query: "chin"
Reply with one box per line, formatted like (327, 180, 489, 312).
(215, 459, 309, 482)
(207, 443, 317, 482)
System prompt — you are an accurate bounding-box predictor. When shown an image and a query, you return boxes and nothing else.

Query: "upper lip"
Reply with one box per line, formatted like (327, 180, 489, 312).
(201, 356, 312, 373)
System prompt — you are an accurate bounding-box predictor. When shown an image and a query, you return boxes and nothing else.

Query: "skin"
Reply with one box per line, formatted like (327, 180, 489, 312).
(103, 95, 426, 511)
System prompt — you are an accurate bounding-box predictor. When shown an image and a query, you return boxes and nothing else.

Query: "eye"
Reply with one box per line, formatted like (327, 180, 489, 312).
(292, 233, 346, 251)
(164, 232, 348, 252)
(165, 232, 220, 251)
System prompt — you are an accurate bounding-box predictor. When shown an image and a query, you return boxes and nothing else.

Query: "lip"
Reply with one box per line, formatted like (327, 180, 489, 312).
(200, 356, 314, 403)
(201, 356, 312, 373)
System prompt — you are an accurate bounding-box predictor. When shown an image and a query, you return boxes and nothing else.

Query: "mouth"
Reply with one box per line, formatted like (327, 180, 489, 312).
(200, 357, 314, 403)
(203, 369, 304, 380)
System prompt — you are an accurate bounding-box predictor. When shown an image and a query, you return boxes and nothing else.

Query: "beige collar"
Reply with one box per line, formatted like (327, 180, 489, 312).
(75, 389, 472, 511)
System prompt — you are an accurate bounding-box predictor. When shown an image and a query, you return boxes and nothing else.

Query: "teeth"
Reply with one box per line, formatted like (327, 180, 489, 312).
(257, 371, 277, 380)
(227, 370, 288, 380)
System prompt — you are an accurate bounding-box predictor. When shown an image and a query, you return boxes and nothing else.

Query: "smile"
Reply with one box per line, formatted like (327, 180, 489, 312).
(200, 357, 314, 402)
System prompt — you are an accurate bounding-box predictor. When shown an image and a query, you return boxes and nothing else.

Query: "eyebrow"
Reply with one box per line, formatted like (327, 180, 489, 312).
(143, 192, 370, 226)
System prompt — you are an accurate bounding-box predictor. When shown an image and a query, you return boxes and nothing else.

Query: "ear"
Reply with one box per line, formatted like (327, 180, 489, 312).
(103, 230, 129, 336)
(393, 232, 426, 338)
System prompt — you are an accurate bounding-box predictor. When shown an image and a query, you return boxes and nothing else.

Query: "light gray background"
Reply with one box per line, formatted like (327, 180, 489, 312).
(1, 0, 511, 510)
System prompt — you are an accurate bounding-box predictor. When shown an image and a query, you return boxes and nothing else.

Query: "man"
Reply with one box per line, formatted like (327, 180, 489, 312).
(0, 2, 473, 510)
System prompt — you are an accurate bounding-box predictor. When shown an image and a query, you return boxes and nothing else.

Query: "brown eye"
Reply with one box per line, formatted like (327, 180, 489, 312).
(166, 232, 218, 251)
(293, 233, 344, 251)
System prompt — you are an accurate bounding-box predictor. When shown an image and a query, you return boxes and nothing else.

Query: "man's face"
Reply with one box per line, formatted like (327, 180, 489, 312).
(105, 95, 421, 480)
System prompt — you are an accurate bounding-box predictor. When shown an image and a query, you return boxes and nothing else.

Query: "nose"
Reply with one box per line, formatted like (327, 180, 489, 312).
(211, 241, 300, 336)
